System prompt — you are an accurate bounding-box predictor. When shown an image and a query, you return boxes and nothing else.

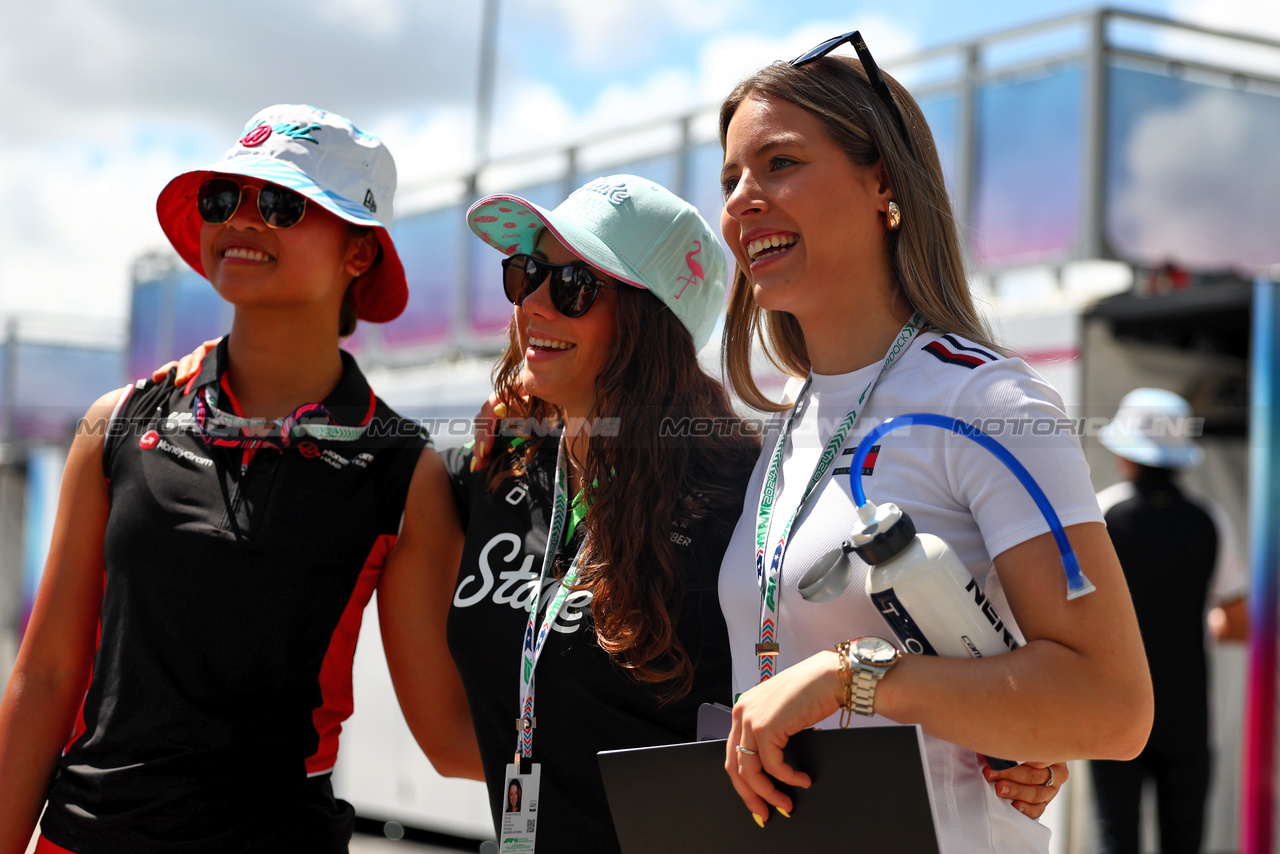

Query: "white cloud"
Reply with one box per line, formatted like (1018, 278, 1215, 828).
(0, 0, 925, 328)
(375, 106, 476, 187)
(1111, 85, 1280, 273)
(0, 0, 484, 141)
(0, 0, 486, 325)
(696, 15, 920, 105)
(1170, 0, 1280, 38)
(1161, 0, 1280, 76)
(0, 121, 191, 320)
(315, 0, 414, 41)
(517, 0, 741, 64)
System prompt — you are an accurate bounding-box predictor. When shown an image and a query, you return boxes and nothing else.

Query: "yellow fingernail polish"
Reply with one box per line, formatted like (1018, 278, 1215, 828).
(469, 457, 478, 472)
(493, 402, 508, 418)
(752, 814, 765, 828)
(778, 808, 791, 819)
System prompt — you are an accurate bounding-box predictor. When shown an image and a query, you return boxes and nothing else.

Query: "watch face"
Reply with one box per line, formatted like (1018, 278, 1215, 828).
(854, 636, 899, 665)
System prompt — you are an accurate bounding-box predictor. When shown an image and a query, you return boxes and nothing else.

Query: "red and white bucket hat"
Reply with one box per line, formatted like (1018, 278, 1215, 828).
(156, 104, 408, 323)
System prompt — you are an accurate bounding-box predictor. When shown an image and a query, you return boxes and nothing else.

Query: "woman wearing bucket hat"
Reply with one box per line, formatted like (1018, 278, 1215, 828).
(1092, 387, 1247, 854)
(713, 36, 1152, 848)
(0, 105, 477, 853)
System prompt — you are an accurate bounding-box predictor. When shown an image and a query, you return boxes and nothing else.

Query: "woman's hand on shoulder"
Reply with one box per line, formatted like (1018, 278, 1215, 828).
(470, 386, 528, 472)
(151, 337, 221, 386)
(724, 650, 844, 824)
(984, 760, 1068, 819)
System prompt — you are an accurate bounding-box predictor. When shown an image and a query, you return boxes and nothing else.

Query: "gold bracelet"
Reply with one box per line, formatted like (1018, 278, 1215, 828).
(834, 641, 855, 728)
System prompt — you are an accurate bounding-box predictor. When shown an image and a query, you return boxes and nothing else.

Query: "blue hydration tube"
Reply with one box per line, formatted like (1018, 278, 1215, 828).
(848, 413, 1096, 599)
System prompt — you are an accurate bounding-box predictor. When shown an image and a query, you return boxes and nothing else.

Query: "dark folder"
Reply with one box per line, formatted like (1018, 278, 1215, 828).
(599, 724, 941, 854)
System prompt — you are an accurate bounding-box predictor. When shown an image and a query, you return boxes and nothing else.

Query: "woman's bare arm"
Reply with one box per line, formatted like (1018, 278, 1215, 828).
(0, 389, 123, 853)
(378, 448, 482, 780)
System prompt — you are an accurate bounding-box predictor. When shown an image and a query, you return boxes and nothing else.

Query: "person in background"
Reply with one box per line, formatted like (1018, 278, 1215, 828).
(0, 104, 476, 854)
(1092, 387, 1248, 854)
(713, 31, 1152, 851)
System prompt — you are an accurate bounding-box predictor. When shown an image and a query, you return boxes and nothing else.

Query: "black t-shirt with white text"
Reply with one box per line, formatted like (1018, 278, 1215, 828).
(444, 434, 749, 854)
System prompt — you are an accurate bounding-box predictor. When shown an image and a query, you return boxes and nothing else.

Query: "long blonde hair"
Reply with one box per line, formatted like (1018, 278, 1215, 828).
(719, 56, 1000, 411)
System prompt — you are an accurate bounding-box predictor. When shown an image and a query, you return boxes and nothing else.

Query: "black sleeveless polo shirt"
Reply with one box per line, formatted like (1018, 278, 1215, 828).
(42, 341, 426, 853)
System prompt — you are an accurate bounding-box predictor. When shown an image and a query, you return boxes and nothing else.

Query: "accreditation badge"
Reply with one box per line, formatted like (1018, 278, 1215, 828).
(498, 762, 541, 853)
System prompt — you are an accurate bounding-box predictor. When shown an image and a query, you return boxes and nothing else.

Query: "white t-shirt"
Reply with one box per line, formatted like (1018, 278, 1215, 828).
(718, 331, 1104, 854)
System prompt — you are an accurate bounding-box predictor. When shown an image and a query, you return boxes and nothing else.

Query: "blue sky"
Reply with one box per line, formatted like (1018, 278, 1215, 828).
(0, 0, 1274, 328)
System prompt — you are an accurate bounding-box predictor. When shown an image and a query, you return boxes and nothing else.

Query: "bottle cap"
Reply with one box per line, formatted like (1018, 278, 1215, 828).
(850, 503, 917, 565)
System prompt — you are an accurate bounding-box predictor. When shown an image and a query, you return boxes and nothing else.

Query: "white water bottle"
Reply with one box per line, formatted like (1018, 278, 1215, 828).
(851, 501, 1020, 660)
(797, 498, 1020, 769)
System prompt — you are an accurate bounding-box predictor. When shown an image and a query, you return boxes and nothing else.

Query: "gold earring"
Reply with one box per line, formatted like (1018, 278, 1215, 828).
(886, 201, 902, 230)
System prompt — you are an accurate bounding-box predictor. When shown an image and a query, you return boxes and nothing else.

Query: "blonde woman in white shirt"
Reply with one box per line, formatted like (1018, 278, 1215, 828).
(715, 33, 1152, 852)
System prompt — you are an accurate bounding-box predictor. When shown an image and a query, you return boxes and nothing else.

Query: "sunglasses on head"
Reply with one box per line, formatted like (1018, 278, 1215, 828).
(197, 177, 309, 229)
(501, 253, 615, 318)
(790, 30, 914, 155)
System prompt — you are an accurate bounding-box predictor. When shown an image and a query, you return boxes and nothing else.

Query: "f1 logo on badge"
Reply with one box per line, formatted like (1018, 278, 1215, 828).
(139, 430, 160, 450)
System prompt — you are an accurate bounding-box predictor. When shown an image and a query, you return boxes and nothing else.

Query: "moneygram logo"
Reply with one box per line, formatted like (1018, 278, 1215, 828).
(140, 432, 214, 468)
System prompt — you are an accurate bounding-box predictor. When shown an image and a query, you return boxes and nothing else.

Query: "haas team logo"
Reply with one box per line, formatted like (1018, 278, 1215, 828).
(139, 430, 160, 450)
(674, 241, 703, 299)
(239, 123, 272, 147)
(297, 442, 321, 459)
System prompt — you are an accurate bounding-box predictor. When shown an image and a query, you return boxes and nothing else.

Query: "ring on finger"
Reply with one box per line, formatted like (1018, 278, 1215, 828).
(736, 745, 758, 756)
(1043, 766, 1055, 788)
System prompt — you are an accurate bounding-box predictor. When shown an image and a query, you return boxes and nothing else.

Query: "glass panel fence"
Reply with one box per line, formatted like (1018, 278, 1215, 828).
(971, 64, 1084, 267)
(127, 280, 164, 382)
(1106, 62, 1280, 273)
(384, 205, 464, 349)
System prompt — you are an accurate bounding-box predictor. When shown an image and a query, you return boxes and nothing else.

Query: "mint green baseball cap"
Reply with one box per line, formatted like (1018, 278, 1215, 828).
(466, 175, 727, 350)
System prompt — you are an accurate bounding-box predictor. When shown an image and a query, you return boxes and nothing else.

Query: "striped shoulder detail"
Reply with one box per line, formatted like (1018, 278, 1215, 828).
(923, 334, 1002, 369)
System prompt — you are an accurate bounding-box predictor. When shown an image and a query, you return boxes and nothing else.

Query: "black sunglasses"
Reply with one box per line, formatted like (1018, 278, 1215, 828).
(197, 177, 309, 229)
(790, 30, 914, 154)
(501, 253, 615, 318)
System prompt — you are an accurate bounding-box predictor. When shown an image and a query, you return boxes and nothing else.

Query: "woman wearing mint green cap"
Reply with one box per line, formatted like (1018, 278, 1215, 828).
(408, 174, 761, 853)
(0, 104, 477, 853)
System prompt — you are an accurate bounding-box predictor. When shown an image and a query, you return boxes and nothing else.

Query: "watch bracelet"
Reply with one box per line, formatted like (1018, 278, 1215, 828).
(834, 640, 855, 728)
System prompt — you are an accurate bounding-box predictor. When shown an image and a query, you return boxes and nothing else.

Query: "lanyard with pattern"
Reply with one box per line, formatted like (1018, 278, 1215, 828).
(514, 436, 586, 764)
(193, 381, 372, 450)
(754, 314, 921, 683)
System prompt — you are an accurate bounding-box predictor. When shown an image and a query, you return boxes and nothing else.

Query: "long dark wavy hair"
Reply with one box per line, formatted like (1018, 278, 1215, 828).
(488, 285, 760, 701)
